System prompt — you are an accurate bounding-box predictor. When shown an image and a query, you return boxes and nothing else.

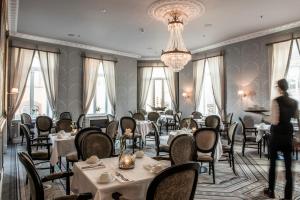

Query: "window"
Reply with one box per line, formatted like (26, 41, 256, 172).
(146, 67, 172, 111)
(286, 40, 300, 104)
(15, 53, 52, 119)
(87, 63, 111, 115)
(198, 62, 218, 116)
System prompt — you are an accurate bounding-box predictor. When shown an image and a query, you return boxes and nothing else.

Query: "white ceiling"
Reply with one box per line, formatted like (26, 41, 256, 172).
(16, 0, 300, 58)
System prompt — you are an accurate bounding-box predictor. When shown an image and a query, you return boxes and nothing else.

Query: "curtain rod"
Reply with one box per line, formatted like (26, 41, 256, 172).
(266, 36, 300, 46)
(192, 52, 224, 62)
(81, 54, 118, 63)
(10, 45, 61, 54)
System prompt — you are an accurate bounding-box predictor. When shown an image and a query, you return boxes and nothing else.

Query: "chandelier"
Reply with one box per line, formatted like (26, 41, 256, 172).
(149, 0, 205, 72)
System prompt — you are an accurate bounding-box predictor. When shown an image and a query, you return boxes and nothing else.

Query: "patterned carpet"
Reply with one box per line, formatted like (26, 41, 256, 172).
(5, 139, 300, 200)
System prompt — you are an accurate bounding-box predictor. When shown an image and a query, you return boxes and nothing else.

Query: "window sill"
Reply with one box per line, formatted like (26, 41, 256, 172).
(86, 114, 108, 118)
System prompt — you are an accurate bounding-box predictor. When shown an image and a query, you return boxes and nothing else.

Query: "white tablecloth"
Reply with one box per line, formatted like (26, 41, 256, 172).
(71, 156, 159, 200)
(255, 123, 271, 142)
(49, 134, 76, 165)
(167, 129, 223, 161)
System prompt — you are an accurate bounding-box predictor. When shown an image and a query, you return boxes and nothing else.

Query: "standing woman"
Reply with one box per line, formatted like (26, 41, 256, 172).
(264, 79, 298, 200)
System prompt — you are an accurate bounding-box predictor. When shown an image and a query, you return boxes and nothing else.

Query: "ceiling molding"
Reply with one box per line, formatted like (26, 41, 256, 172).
(138, 57, 161, 61)
(192, 20, 300, 54)
(10, 32, 141, 58)
(8, 0, 18, 32)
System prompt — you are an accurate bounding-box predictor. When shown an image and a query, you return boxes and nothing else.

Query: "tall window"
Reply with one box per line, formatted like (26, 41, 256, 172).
(286, 40, 300, 104)
(87, 63, 111, 115)
(198, 62, 218, 116)
(146, 67, 172, 111)
(15, 53, 52, 119)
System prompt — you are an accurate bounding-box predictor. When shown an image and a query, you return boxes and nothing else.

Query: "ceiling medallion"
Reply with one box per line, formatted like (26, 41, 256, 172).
(148, 0, 205, 72)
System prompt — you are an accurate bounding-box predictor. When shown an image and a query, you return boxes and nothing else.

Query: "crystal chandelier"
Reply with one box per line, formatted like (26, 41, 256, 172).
(149, 0, 205, 72)
(161, 13, 191, 72)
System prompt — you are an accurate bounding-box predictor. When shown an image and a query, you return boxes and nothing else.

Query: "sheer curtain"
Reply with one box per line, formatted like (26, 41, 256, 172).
(270, 40, 293, 100)
(193, 59, 206, 111)
(138, 67, 153, 109)
(297, 39, 300, 55)
(38, 51, 59, 113)
(82, 58, 100, 114)
(207, 56, 225, 116)
(103, 60, 116, 115)
(164, 67, 179, 111)
(8, 47, 35, 120)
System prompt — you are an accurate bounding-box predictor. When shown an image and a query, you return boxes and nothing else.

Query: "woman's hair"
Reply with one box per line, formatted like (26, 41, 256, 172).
(277, 78, 289, 96)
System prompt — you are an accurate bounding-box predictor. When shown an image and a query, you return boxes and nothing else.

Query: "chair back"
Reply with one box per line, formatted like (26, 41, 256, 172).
(75, 127, 102, 160)
(18, 152, 44, 200)
(21, 113, 32, 125)
(228, 122, 238, 149)
(180, 118, 198, 130)
(138, 109, 147, 116)
(170, 134, 196, 165)
(192, 111, 202, 119)
(36, 116, 53, 134)
(106, 114, 115, 122)
(148, 112, 160, 123)
(20, 124, 33, 155)
(205, 115, 220, 130)
(55, 119, 73, 132)
(120, 117, 136, 135)
(225, 113, 233, 124)
(132, 112, 145, 121)
(59, 112, 72, 120)
(165, 109, 174, 115)
(76, 114, 85, 130)
(243, 115, 255, 128)
(80, 131, 113, 160)
(151, 122, 160, 150)
(106, 120, 119, 140)
(194, 128, 218, 154)
(146, 162, 199, 200)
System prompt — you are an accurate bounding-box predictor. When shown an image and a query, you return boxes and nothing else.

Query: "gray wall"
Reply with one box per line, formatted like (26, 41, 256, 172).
(11, 38, 137, 120)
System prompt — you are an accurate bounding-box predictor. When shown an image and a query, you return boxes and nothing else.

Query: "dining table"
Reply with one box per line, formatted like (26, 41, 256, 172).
(71, 155, 166, 200)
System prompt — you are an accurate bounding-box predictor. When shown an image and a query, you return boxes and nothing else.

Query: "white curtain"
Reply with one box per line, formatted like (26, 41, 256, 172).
(297, 39, 300, 55)
(193, 59, 206, 111)
(82, 58, 100, 114)
(8, 47, 35, 120)
(164, 67, 178, 111)
(138, 67, 153, 109)
(38, 51, 59, 113)
(270, 40, 293, 100)
(103, 60, 116, 115)
(207, 56, 225, 116)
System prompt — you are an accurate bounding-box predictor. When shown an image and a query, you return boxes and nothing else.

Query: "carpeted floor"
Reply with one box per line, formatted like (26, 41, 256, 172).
(4, 137, 300, 200)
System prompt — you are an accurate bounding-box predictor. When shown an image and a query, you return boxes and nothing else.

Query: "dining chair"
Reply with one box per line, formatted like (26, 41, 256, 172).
(55, 119, 73, 132)
(76, 114, 86, 130)
(36, 116, 53, 138)
(221, 122, 238, 174)
(106, 114, 115, 122)
(165, 109, 174, 115)
(221, 113, 233, 142)
(20, 124, 53, 173)
(80, 131, 114, 161)
(194, 128, 219, 184)
(165, 113, 180, 132)
(20, 113, 35, 145)
(105, 120, 119, 153)
(192, 111, 203, 119)
(65, 127, 102, 171)
(152, 122, 169, 156)
(137, 108, 147, 116)
(205, 115, 220, 130)
(239, 117, 261, 157)
(169, 134, 196, 165)
(132, 112, 145, 121)
(128, 111, 134, 117)
(59, 112, 72, 120)
(18, 152, 93, 199)
(180, 118, 198, 130)
(147, 112, 160, 123)
(120, 116, 141, 153)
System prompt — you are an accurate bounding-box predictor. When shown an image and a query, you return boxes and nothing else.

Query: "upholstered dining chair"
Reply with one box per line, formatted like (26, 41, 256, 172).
(205, 115, 221, 130)
(18, 152, 93, 199)
(76, 114, 86, 130)
(180, 118, 198, 130)
(65, 127, 102, 171)
(165, 113, 180, 132)
(105, 120, 119, 153)
(221, 122, 238, 174)
(239, 117, 261, 157)
(169, 134, 196, 165)
(152, 122, 169, 156)
(221, 113, 234, 142)
(120, 116, 141, 153)
(132, 112, 145, 121)
(137, 108, 147, 116)
(36, 116, 53, 138)
(55, 119, 73, 132)
(147, 112, 160, 123)
(80, 131, 114, 161)
(20, 124, 53, 173)
(20, 113, 35, 143)
(194, 128, 219, 184)
(59, 112, 72, 120)
(192, 111, 203, 119)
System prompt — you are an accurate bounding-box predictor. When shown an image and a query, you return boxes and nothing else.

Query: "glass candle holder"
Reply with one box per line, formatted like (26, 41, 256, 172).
(119, 154, 135, 169)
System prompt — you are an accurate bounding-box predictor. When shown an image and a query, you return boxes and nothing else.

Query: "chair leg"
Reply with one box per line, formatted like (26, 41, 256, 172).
(66, 160, 69, 171)
(21, 135, 24, 145)
(231, 153, 236, 175)
(66, 175, 70, 195)
(212, 162, 215, 184)
(132, 139, 135, 153)
(242, 141, 245, 156)
(228, 153, 232, 167)
(208, 162, 211, 175)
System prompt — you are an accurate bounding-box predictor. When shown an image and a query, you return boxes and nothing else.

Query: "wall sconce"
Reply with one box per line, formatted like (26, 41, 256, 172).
(182, 92, 190, 101)
(237, 90, 246, 98)
(7, 88, 19, 95)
